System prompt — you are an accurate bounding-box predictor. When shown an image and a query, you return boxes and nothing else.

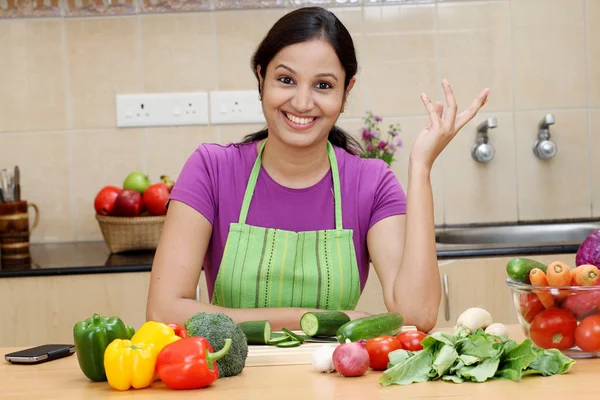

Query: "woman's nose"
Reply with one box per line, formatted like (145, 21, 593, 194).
(290, 86, 314, 113)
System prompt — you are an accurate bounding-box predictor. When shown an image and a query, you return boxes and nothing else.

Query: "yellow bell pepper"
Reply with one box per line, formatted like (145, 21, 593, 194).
(103, 321, 182, 391)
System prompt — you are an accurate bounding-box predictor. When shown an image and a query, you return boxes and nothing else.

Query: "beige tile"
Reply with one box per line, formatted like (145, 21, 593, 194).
(66, 17, 143, 129)
(588, 0, 600, 107)
(0, 133, 72, 243)
(146, 126, 220, 181)
(328, 6, 363, 35)
(386, 116, 445, 225)
(363, 4, 436, 33)
(362, 33, 437, 116)
(443, 112, 518, 225)
(141, 13, 217, 93)
(515, 109, 590, 221)
(216, 9, 287, 90)
(437, 1, 512, 112)
(590, 109, 600, 216)
(0, 20, 67, 133)
(71, 129, 146, 241)
(512, 0, 587, 109)
(219, 124, 267, 145)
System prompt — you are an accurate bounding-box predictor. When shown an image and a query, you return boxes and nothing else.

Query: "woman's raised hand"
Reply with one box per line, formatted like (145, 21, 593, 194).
(410, 80, 490, 171)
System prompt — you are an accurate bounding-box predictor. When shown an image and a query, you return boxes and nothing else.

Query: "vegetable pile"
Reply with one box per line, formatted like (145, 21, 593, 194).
(506, 249, 600, 353)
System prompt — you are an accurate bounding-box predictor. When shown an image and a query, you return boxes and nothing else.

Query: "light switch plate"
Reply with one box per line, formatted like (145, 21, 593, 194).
(209, 90, 266, 125)
(116, 92, 209, 128)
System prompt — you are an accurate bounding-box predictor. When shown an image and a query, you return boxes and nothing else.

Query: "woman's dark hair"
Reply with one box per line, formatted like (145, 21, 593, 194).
(240, 6, 363, 155)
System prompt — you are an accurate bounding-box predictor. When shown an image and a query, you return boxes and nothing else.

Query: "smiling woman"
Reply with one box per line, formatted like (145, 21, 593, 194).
(145, 6, 491, 333)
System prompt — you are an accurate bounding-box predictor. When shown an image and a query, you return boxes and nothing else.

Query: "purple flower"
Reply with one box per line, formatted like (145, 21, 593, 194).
(391, 130, 399, 137)
(367, 143, 375, 152)
(361, 128, 372, 141)
(378, 140, 387, 149)
(396, 139, 403, 148)
(374, 115, 382, 122)
(370, 130, 379, 138)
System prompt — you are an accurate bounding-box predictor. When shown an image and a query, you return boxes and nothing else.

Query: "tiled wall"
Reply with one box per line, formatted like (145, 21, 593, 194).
(0, 0, 599, 244)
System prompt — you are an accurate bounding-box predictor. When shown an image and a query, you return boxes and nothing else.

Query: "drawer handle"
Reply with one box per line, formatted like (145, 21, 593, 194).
(443, 274, 450, 322)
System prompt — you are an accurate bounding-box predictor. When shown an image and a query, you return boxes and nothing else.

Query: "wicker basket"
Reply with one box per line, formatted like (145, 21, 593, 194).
(96, 214, 166, 253)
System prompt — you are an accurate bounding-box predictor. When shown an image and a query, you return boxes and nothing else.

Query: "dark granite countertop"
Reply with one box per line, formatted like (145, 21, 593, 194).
(0, 239, 581, 278)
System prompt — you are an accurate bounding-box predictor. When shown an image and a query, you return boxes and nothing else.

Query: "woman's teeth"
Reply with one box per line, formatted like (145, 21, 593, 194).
(285, 112, 315, 125)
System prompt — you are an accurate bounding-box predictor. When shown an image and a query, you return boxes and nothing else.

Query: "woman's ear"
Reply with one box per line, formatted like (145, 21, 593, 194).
(256, 65, 264, 94)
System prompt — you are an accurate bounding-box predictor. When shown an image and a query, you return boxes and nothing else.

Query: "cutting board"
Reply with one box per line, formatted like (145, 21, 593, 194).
(246, 326, 417, 367)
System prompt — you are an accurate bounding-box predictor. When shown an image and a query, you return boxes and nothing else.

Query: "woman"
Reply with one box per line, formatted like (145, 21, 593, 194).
(146, 7, 489, 332)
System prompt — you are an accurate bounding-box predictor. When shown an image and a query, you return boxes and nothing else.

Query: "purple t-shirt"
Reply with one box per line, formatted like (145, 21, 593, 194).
(169, 141, 407, 301)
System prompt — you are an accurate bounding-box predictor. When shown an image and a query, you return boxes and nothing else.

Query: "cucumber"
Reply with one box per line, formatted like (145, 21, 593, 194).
(336, 312, 404, 344)
(300, 311, 351, 337)
(238, 320, 271, 345)
(276, 340, 301, 348)
(282, 328, 304, 343)
(267, 335, 292, 345)
(506, 258, 548, 283)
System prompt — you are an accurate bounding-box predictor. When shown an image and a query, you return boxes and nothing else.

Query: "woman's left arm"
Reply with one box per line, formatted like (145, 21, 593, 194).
(368, 80, 490, 333)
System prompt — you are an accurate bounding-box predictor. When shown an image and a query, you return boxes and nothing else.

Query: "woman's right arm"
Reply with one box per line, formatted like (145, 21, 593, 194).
(146, 200, 368, 330)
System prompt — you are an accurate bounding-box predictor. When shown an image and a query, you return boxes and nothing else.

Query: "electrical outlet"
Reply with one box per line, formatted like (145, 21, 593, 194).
(209, 90, 265, 125)
(116, 92, 209, 128)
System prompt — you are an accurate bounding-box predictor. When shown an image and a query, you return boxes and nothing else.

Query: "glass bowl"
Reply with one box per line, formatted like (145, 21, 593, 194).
(506, 278, 600, 359)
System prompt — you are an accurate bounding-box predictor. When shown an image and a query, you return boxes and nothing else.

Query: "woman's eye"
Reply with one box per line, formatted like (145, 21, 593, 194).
(316, 82, 332, 90)
(279, 77, 293, 85)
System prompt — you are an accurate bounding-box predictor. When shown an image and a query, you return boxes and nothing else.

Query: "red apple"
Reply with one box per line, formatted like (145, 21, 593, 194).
(94, 186, 122, 216)
(143, 183, 170, 216)
(113, 189, 144, 217)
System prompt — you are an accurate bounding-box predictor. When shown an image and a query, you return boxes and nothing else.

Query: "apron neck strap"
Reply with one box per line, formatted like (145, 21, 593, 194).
(238, 140, 343, 230)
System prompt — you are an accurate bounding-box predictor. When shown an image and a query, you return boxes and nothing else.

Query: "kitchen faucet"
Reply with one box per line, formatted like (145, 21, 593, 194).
(533, 114, 557, 159)
(471, 117, 497, 163)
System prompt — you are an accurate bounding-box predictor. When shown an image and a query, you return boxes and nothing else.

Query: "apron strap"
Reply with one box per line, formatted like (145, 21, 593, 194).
(238, 140, 343, 230)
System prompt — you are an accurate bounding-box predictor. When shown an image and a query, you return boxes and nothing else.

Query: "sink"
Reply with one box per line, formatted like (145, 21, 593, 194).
(436, 221, 600, 249)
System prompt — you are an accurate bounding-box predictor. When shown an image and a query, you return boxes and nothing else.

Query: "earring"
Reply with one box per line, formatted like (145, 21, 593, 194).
(258, 93, 262, 101)
(341, 104, 345, 113)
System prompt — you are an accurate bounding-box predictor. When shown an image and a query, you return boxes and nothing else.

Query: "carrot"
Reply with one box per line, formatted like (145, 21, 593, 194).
(547, 261, 572, 287)
(529, 268, 555, 309)
(571, 264, 600, 286)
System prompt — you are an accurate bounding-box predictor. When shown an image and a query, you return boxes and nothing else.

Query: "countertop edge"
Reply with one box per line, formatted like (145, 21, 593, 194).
(0, 264, 152, 278)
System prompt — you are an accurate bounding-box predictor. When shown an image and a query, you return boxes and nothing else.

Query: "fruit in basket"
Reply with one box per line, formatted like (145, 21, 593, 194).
(576, 230, 600, 268)
(529, 307, 577, 350)
(113, 189, 144, 217)
(94, 186, 122, 216)
(143, 183, 170, 216)
(123, 171, 152, 195)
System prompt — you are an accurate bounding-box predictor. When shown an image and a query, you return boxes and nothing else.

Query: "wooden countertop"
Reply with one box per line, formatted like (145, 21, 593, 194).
(2, 325, 599, 399)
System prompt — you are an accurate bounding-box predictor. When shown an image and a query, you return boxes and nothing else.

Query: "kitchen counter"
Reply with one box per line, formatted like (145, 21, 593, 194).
(2, 325, 598, 399)
(0, 239, 581, 278)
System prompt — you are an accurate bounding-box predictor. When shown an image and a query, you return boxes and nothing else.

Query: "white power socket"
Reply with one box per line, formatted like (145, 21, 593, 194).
(209, 90, 266, 125)
(115, 92, 209, 128)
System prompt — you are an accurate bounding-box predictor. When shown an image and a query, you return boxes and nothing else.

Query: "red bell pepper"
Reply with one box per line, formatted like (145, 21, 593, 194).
(167, 323, 188, 339)
(156, 336, 232, 390)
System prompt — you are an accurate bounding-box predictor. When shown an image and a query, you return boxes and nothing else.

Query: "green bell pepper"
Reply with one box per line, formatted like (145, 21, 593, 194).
(73, 313, 135, 382)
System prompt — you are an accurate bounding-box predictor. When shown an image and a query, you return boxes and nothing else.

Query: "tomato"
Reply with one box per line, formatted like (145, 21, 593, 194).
(94, 186, 121, 216)
(143, 183, 170, 216)
(575, 315, 600, 352)
(529, 307, 577, 350)
(396, 331, 428, 352)
(520, 293, 545, 323)
(364, 336, 402, 371)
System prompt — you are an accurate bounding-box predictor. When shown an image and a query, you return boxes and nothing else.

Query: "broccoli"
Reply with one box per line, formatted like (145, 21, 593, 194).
(184, 312, 248, 378)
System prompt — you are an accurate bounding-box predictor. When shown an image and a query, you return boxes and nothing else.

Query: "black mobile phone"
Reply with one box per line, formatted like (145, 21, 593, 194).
(4, 344, 76, 365)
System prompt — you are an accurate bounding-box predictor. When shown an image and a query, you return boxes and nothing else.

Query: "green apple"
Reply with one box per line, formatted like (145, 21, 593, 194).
(123, 171, 151, 194)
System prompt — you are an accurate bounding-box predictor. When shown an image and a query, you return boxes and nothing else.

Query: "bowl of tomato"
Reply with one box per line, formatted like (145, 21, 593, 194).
(506, 271, 600, 359)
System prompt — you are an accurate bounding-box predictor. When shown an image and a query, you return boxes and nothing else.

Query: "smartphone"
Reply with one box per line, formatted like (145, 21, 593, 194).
(4, 344, 76, 364)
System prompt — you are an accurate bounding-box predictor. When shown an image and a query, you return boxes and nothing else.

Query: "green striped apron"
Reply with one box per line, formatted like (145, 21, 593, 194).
(211, 140, 361, 310)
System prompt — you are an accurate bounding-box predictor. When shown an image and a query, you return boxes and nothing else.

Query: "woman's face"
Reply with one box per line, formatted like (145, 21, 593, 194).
(258, 39, 355, 150)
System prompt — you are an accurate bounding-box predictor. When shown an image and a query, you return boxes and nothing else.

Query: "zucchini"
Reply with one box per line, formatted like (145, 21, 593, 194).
(238, 320, 271, 345)
(276, 340, 301, 348)
(336, 312, 404, 343)
(300, 311, 351, 337)
(506, 258, 548, 283)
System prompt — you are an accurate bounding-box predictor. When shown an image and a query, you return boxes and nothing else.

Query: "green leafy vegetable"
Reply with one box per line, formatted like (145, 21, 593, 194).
(379, 328, 575, 386)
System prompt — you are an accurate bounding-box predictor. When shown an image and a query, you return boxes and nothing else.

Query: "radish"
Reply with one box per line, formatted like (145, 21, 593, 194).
(332, 340, 370, 377)
(455, 307, 493, 335)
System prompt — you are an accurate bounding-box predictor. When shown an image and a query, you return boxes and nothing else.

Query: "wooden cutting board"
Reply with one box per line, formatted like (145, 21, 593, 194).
(246, 326, 417, 367)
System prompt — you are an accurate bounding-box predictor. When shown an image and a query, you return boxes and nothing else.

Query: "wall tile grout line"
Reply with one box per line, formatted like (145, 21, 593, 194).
(583, 0, 594, 217)
(433, 0, 446, 225)
(508, 0, 519, 222)
(137, 14, 149, 174)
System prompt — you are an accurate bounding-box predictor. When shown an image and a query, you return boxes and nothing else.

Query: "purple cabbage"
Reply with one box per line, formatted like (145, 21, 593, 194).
(576, 230, 600, 267)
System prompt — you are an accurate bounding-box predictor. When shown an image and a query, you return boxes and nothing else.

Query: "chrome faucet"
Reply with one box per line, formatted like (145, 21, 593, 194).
(533, 114, 557, 159)
(471, 117, 497, 163)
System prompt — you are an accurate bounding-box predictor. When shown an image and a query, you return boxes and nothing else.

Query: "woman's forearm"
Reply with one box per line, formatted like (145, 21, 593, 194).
(393, 161, 441, 332)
